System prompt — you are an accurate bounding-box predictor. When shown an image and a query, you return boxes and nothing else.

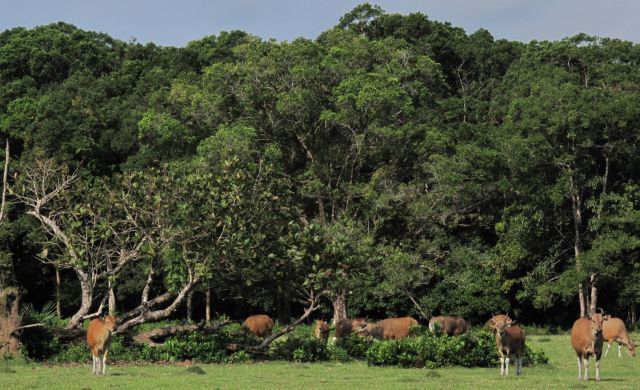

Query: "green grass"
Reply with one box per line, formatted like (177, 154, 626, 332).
(2, 335, 639, 389)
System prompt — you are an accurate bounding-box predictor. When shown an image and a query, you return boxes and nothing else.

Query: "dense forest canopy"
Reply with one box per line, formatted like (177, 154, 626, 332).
(1, 4, 640, 331)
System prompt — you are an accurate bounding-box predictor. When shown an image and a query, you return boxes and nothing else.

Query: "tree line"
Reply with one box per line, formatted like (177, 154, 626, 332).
(1, 4, 640, 338)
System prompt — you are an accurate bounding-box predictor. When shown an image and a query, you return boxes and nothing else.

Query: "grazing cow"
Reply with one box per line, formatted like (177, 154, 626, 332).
(493, 315, 525, 376)
(429, 316, 470, 336)
(571, 312, 610, 381)
(314, 320, 330, 343)
(356, 317, 418, 340)
(86, 315, 116, 375)
(603, 317, 636, 357)
(242, 314, 274, 338)
(334, 317, 366, 341)
(484, 314, 511, 330)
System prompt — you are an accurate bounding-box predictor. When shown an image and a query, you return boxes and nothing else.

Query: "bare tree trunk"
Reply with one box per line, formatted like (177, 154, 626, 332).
(205, 288, 211, 323)
(186, 290, 193, 323)
(589, 274, 597, 315)
(255, 290, 327, 351)
(332, 290, 347, 325)
(67, 271, 93, 329)
(571, 185, 588, 318)
(0, 139, 9, 224)
(55, 267, 62, 318)
(117, 279, 199, 333)
(108, 282, 116, 316)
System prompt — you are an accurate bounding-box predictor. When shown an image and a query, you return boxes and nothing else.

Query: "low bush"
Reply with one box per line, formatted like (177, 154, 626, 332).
(269, 335, 328, 362)
(366, 330, 548, 368)
(21, 323, 548, 368)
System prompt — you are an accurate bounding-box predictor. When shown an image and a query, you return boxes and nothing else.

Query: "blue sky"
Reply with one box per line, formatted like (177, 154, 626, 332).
(1, 1, 639, 46)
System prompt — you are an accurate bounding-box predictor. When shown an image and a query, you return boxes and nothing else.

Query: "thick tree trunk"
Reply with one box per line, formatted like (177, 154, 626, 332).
(205, 288, 212, 323)
(0, 287, 21, 356)
(67, 270, 93, 329)
(331, 290, 347, 325)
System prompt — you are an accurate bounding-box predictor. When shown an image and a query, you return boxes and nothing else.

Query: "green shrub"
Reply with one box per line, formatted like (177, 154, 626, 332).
(334, 334, 372, 359)
(366, 329, 548, 368)
(327, 345, 350, 362)
(269, 335, 328, 362)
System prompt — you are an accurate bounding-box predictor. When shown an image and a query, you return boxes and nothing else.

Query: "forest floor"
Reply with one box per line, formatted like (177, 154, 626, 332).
(1, 334, 639, 389)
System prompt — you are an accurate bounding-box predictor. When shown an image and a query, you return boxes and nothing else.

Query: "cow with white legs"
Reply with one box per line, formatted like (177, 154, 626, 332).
(492, 315, 525, 376)
(570, 310, 610, 381)
(603, 316, 636, 357)
(86, 315, 116, 375)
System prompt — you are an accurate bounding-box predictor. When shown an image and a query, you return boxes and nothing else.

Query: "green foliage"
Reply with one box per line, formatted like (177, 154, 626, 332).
(366, 330, 548, 368)
(269, 336, 328, 362)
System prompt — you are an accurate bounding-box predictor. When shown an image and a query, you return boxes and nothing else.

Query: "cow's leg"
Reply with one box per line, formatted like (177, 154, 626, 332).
(92, 355, 96, 374)
(499, 355, 505, 375)
(605, 341, 611, 357)
(102, 350, 109, 375)
(595, 357, 601, 381)
(516, 355, 522, 375)
(577, 356, 582, 380)
(618, 342, 622, 357)
(505, 356, 510, 376)
(583, 357, 589, 381)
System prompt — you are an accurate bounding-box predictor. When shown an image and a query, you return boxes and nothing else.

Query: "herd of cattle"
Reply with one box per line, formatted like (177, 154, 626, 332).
(84, 311, 636, 381)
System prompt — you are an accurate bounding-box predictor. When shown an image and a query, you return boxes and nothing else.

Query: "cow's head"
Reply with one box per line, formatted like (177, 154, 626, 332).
(493, 314, 513, 336)
(316, 320, 329, 333)
(628, 341, 637, 357)
(103, 315, 117, 332)
(589, 310, 610, 336)
(355, 319, 370, 336)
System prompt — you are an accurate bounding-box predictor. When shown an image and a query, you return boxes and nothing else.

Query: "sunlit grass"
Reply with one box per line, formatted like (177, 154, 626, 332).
(2, 334, 639, 389)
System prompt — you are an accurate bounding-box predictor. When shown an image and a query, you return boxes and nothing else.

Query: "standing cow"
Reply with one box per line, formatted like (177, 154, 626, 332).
(242, 314, 274, 339)
(334, 317, 366, 341)
(492, 315, 525, 376)
(87, 315, 117, 375)
(429, 316, 470, 336)
(357, 317, 418, 340)
(603, 316, 636, 357)
(571, 311, 610, 381)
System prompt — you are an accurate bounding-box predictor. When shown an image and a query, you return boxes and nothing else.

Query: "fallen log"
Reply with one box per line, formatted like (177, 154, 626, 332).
(132, 319, 233, 347)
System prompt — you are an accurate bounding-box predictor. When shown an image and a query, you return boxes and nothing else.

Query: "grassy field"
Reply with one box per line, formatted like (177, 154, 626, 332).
(1, 335, 639, 389)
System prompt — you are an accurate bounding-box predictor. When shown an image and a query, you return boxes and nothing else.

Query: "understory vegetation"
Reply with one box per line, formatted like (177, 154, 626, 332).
(18, 322, 548, 369)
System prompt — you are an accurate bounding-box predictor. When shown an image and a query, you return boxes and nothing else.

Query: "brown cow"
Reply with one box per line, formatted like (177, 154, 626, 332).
(356, 317, 418, 340)
(86, 315, 116, 375)
(484, 314, 511, 330)
(242, 314, 274, 338)
(603, 316, 636, 357)
(493, 315, 525, 376)
(429, 316, 470, 336)
(334, 317, 365, 341)
(571, 312, 610, 381)
(314, 320, 330, 343)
